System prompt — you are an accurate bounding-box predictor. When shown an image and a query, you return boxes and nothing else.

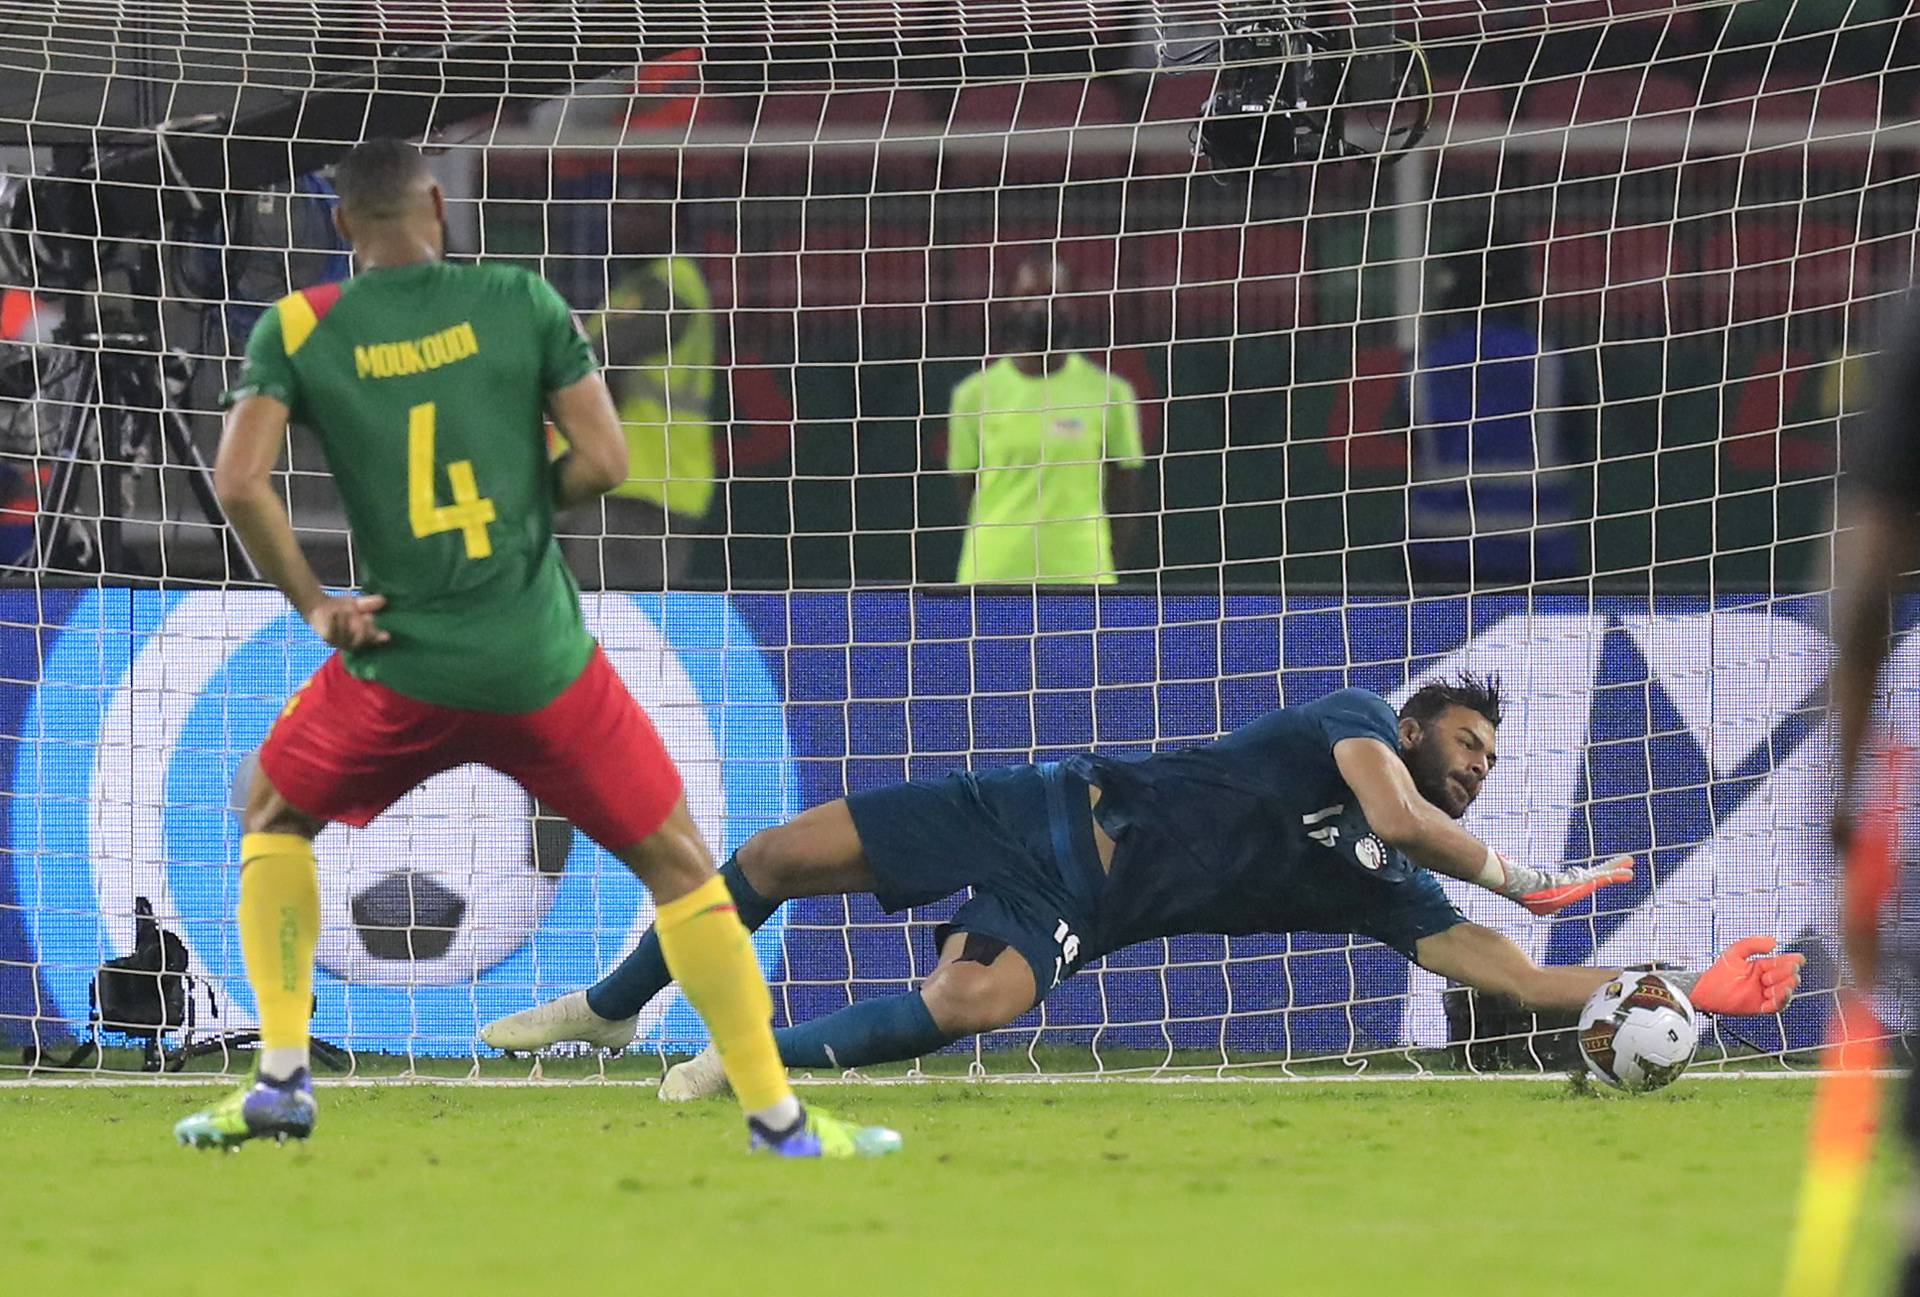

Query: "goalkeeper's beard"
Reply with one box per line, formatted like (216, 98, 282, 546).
(1404, 738, 1469, 819)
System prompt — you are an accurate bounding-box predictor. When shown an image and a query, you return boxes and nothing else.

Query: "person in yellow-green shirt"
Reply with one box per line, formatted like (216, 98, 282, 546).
(562, 175, 716, 589)
(948, 256, 1146, 584)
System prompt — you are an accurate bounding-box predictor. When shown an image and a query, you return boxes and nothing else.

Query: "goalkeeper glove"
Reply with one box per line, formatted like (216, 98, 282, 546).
(1687, 935, 1805, 1015)
(1477, 851, 1636, 916)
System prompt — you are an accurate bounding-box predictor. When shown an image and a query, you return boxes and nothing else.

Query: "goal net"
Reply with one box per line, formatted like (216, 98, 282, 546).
(0, 0, 1909, 1079)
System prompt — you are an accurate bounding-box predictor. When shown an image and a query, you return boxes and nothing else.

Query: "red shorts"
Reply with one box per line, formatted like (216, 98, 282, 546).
(259, 645, 683, 851)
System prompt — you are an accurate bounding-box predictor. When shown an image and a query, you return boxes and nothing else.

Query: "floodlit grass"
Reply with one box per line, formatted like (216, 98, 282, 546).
(0, 1078, 1901, 1297)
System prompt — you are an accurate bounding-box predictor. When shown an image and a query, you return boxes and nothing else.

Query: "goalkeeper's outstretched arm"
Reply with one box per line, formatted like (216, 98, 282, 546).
(1333, 735, 1631, 916)
(1413, 922, 1805, 1016)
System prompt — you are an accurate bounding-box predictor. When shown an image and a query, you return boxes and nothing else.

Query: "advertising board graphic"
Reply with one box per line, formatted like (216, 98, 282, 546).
(0, 590, 1903, 1058)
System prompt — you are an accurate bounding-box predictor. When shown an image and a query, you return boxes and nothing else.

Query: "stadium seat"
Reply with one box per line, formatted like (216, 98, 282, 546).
(1424, 76, 1514, 152)
(731, 246, 802, 311)
(745, 84, 939, 196)
(1540, 218, 1675, 338)
(1808, 76, 1883, 182)
(1326, 345, 1409, 471)
(1722, 346, 1834, 475)
(943, 76, 1132, 184)
(1520, 69, 1699, 174)
(1697, 217, 1861, 324)
(1238, 220, 1309, 335)
(1132, 70, 1213, 175)
(1401, 0, 1513, 42)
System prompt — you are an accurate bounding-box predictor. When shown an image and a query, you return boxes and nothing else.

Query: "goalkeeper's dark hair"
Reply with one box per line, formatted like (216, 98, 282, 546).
(333, 139, 433, 221)
(1399, 672, 1504, 730)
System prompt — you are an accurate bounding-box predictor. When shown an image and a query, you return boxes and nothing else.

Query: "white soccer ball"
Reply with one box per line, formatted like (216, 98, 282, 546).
(1576, 972, 1698, 1092)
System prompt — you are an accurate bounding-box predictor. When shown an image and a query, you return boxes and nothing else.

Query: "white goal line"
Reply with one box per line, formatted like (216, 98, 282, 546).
(0, 1070, 1894, 1090)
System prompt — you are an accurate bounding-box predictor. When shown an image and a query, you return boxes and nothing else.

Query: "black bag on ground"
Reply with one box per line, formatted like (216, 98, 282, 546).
(95, 895, 193, 1038)
(29, 895, 211, 1071)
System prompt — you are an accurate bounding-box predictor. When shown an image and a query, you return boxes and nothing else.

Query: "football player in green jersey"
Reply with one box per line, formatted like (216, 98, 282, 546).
(176, 139, 896, 1160)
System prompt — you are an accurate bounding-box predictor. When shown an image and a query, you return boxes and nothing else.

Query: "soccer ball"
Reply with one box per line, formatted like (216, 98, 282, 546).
(1576, 972, 1698, 1092)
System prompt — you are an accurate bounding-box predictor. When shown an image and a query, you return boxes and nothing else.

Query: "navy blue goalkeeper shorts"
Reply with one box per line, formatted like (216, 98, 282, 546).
(844, 761, 1106, 1004)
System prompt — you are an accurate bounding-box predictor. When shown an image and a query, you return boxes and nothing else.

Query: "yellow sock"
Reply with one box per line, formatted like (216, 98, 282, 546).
(237, 832, 320, 1057)
(655, 874, 794, 1114)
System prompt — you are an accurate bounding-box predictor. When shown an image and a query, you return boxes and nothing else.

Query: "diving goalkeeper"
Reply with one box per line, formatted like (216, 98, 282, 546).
(484, 674, 1804, 1090)
(180, 139, 894, 1158)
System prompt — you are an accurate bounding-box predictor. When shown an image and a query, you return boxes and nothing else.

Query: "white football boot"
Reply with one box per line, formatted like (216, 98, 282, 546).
(481, 990, 637, 1053)
(659, 1045, 733, 1101)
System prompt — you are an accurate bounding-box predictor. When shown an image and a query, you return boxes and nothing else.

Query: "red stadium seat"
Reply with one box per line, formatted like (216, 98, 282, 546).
(1133, 71, 1213, 176)
(1539, 217, 1674, 337)
(1238, 220, 1308, 335)
(1810, 77, 1883, 163)
(1327, 346, 1409, 471)
(1695, 217, 1862, 325)
(1140, 69, 1214, 125)
(1521, 69, 1700, 172)
(1723, 346, 1833, 474)
(747, 85, 941, 194)
(1055, 233, 1121, 289)
(1172, 224, 1245, 339)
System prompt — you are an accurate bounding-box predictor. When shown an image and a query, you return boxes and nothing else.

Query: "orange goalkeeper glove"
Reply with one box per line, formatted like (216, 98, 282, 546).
(1687, 935, 1805, 1015)
(1488, 853, 1637, 916)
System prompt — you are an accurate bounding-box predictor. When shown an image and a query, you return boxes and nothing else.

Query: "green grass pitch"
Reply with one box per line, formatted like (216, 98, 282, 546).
(0, 1078, 1901, 1296)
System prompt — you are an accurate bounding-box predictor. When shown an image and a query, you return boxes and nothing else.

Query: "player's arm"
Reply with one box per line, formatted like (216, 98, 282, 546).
(1332, 735, 1630, 915)
(214, 394, 387, 649)
(1826, 300, 1920, 987)
(1830, 495, 1912, 817)
(546, 374, 630, 508)
(531, 269, 630, 509)
(1414, 922, 1804, 1016)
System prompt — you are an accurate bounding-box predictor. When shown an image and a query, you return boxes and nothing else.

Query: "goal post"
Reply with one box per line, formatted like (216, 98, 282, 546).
(0, 1, 1907, 1079)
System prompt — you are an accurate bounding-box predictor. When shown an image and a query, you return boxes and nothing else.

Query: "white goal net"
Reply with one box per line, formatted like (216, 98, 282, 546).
(0, 0, 1910, 1079)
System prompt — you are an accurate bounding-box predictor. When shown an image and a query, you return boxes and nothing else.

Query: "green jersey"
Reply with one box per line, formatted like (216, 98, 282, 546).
(225, 261, 598, 712)
(947, 353, 1145, 584)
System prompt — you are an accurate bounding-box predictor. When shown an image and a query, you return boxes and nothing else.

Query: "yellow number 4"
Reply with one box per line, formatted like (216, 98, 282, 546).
(408, 402, 495, 559)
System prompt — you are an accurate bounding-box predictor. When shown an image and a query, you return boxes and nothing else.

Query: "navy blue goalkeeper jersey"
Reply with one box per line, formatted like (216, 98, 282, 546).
(1064, 688, 1463, 960)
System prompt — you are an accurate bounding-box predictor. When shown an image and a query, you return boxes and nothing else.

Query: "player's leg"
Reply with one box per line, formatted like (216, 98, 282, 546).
(782, 928, 1036, 1067)
(661, 925, 1039, 1099)
(483, 798, 877, 1046)
(497, 647, 897, 1156)
(586, 799, 877, 1022)
(235, 772, 326, 1083)
(179, 658, 447, 1150)
(1901, 1038, 1920, 1297)
(662, 762, 1088, 1096)
(175, 767, 329, 1150)
(486, 774, 977, 1046)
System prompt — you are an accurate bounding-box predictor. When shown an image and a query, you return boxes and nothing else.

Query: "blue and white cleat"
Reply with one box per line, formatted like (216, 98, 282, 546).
(749, 1106, 902, 1159)
(174, 1069, 317, 1151)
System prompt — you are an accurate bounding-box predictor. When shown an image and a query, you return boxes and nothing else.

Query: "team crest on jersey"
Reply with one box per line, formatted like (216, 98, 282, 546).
(1354, 835, 1386, 871)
